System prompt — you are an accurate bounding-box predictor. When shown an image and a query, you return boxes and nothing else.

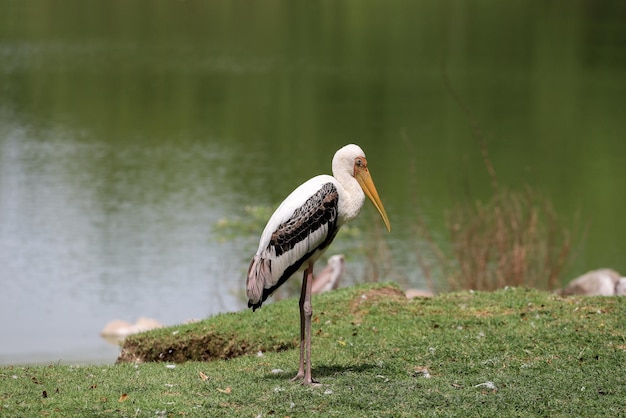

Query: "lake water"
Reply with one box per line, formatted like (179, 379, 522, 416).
(1, 1, 625, 365)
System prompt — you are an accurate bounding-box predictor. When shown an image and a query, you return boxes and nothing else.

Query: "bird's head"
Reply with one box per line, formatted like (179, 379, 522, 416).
(333, 144, 391, 232)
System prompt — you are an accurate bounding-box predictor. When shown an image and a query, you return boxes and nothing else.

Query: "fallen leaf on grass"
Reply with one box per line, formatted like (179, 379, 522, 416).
(199, 371, 209, 381)
(217, 387, 232, 394)
(118, 393, 129, 402)
(413, 366, 432, 378)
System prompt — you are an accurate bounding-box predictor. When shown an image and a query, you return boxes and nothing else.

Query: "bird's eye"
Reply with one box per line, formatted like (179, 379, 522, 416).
(355, 158, 363, 167)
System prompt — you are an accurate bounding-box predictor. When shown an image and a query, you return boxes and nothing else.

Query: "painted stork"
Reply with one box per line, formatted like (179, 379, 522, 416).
(311, 254, 345, 295)
(246, 144, 390, 385)
(558, 268, 626, 296)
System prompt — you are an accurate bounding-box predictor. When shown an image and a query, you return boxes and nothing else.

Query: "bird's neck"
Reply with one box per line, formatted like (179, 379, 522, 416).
(334, 170, 365, 225)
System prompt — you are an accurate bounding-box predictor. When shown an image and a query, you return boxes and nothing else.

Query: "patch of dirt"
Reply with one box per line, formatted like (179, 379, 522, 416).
(471, 308, 517, 318)
(116, 331, 295, 364)
(349, 286, 407, 314)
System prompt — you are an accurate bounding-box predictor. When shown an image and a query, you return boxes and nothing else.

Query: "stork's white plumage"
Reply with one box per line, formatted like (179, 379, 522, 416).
(246, 144, 390, 385)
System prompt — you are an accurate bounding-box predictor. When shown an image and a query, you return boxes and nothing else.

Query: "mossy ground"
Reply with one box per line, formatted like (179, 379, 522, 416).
(2, 283, 625, 416)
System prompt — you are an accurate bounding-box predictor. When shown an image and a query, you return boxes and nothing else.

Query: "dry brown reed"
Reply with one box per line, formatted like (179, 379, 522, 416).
(408, 158, 577, 292)
(445, 187, 573, 290)
(403, 60, 580, 292)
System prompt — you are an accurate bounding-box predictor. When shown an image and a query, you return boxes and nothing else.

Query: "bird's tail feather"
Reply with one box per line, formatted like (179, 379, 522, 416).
(246, 255, 271, 311)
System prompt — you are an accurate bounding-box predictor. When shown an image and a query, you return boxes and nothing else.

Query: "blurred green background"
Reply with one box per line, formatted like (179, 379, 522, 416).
(1, 0, 624, 364)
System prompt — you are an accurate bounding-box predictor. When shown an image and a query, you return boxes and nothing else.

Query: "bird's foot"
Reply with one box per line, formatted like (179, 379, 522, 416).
(302, 376, 320, 386)
(290, 372, 319, 385)
(290, 371, 304, 382)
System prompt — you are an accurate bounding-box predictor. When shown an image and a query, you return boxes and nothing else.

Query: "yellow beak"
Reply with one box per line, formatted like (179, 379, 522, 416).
(355, 168, 391, 232)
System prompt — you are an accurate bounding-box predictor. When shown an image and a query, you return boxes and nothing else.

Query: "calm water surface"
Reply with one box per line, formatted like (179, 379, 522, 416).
(1, 1, 625, 364)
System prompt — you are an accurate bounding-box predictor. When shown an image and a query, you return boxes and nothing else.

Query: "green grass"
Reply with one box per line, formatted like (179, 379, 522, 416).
(2, 283, 626, 417)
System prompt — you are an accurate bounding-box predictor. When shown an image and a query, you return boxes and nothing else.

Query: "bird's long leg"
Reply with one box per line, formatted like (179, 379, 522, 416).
(290, 269, 308, 382)
(302, 262, 318, 385)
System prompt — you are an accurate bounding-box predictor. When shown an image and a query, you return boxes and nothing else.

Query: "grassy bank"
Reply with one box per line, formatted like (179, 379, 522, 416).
(2, 283, 625, 416)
